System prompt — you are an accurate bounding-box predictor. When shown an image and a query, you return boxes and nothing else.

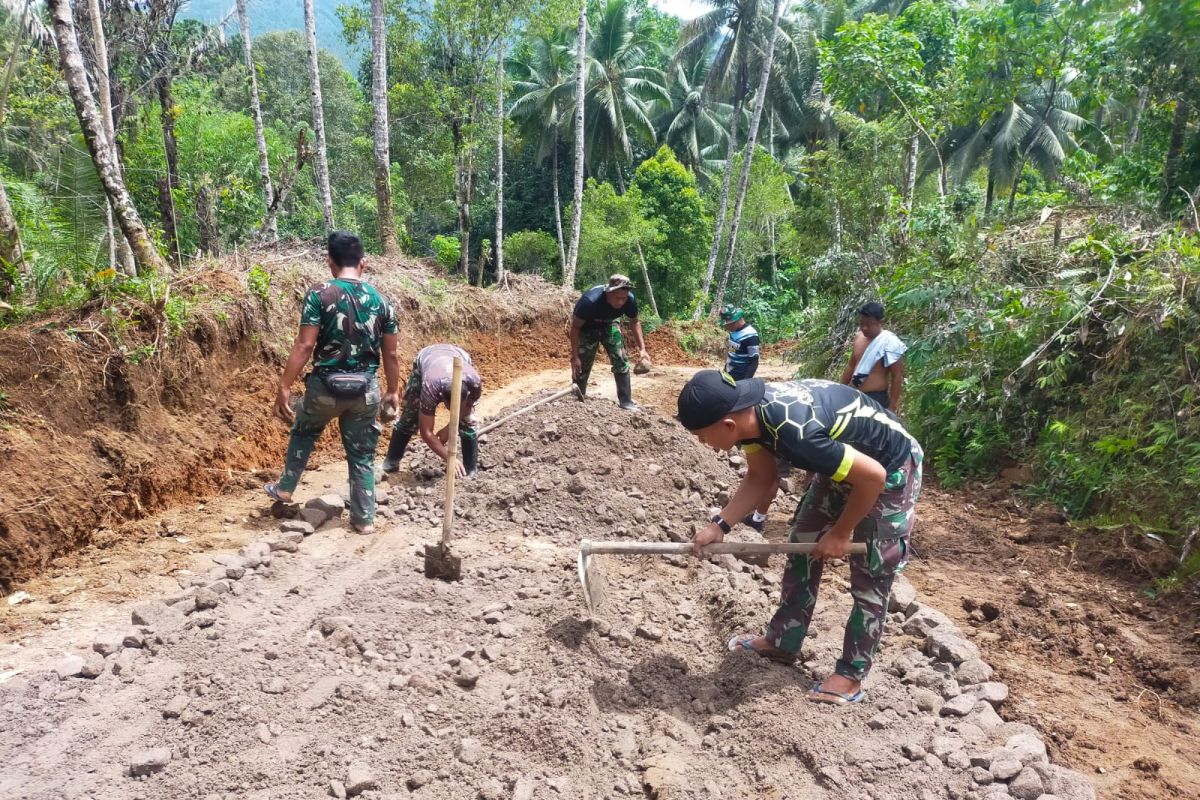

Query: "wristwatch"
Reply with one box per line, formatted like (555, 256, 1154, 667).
(711, 514, 732, 534)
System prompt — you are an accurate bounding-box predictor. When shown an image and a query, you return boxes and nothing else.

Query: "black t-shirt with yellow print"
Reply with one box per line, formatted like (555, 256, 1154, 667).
(741, 379, 915, 481)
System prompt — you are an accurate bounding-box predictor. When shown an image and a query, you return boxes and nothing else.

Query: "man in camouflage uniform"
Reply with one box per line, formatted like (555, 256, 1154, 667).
(382, 343, 482, 477)
(569, 274, 650, 411)
(678, 371, 923, 705)
(266, 231, 400, 533)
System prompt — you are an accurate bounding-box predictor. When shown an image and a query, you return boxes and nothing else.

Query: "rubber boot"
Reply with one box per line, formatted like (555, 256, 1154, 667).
(615, 371, 639, 411)
(381, 428, 411, 473)
(460, 432, 479, 477)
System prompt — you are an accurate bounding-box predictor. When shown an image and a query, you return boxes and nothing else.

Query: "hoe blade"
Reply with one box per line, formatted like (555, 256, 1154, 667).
(577, 546, 608, 616)
(424, 543, 462, 582)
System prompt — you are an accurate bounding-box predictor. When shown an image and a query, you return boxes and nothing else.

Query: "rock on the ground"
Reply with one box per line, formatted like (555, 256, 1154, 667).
(261, 677, 288, 694)
(79, 652, 105, 679)
(1005, 734, 1049, 766)
(889, 575, 918, 612)
(455, 660, 481, 688)
(344, 761, 376, 796)
(477, 776, 505, 800)
(973, 681, 1009, 707)
(1035, 764, 1096, 800)
(940, 693, 977, 717)
(903, 604, 955, 637)
(162, 695, 190, 719)
(306, 494, 345, 518)
(300, 507, 328, 529)
(55, 654, 86, 680)
(194, 588, 220, 610)
(93, 631, 124, 657)
(1008, 766, 1045, 799)
(457, 737, 483, 764)
(990, 755, 1023, 781)
(636, 623, 663, 642)
(280, 520, 315, 536)
(129, 747, 172, 777)
(910, 687, 943, 713)
(925, 627, 981, 665)
(957, 658, 995, 685)
(406, 770, 434, 790)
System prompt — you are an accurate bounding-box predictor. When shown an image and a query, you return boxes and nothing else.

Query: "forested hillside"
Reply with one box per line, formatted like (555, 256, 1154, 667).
(1, 0, 1198, 586)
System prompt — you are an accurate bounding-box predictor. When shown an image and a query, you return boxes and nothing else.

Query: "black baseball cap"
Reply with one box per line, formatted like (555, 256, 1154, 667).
(676, 370, 766, 431)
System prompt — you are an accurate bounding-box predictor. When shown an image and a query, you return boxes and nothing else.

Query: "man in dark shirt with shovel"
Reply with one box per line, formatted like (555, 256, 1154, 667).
(678, 371, 923, 705)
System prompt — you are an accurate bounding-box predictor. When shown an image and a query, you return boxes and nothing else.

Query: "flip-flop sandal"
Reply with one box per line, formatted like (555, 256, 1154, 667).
(726, 633, 798, 665)
(352, 523, 375, 535)
(806, 681, 865, 705)
(263, 482, 293, 504)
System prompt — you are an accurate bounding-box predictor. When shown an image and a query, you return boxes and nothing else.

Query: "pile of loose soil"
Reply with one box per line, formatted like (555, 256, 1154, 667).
(0, 391, 1097, 800)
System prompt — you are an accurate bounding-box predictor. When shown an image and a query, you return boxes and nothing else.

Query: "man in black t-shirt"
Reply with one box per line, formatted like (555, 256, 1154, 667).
(677, 371, 924, 706)
(569, 274, 650, 410)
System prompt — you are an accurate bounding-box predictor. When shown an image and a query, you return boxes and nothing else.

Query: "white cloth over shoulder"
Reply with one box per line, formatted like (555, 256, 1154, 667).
(853, 329, 907, 380)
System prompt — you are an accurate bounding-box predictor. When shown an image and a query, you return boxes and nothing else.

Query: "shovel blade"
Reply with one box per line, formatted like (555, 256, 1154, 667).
(424, 543, 462, 582)
(577, 547, 608, 615)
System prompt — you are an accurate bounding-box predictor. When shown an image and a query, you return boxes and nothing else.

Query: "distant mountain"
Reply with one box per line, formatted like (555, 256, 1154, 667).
(180, 0, 364, 70)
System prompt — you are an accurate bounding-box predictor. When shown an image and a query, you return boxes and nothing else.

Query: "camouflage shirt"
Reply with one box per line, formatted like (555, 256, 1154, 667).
(301, 278, 398, 373)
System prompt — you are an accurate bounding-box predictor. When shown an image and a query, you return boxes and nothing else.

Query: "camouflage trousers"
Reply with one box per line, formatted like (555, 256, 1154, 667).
(577, 323, 630, 384)
(392, 358, 478, 441)
(278, 373, 382, 527)
(766, 443, 924, 682)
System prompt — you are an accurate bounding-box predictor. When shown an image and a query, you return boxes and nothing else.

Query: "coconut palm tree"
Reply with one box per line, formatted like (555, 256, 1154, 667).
(46, 0, 165, 276)
(942, 72, 1087, 214)
(563, 0, 586, 288)
(654, 46, 732, 179)
(509, 29, 575, 268)
(303, 0, 334, 231)
(581, 0, 669, 186)
(370, 0, 397, 254)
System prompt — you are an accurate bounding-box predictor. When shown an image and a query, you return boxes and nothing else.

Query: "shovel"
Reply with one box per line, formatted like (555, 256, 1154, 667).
(425, 356, 464, 581)
(477, 384, 582, 437)
(576, 539, 869, 615)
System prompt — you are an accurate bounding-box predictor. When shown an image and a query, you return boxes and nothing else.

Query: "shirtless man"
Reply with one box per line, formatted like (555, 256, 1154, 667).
(841, 302, 906, 412)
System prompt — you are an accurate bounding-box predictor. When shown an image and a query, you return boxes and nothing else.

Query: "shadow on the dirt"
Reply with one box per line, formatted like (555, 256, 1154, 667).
(589, 651, 810, 716)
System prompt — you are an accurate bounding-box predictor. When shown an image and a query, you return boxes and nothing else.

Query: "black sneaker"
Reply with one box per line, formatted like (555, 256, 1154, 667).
(742, 514, 765, 533)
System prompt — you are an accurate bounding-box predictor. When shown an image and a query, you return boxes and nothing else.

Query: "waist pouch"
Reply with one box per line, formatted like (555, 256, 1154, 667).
(319, 371, 372, 398)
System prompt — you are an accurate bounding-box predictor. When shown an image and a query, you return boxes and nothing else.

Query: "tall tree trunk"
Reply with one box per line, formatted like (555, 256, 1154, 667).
(711, 0, 785, 319)
(634, 242, 659, 318)
(85, 0, 134, 275)
(1159, 90, 1192, 215)
(903, 129, 919, 218)
(370, 0, 397, 254)
(0, 174, 23, 278)
(156, 74, 181, 267)
(304, 0, 334, 231)
(984, 175, 994, 215)
(259, 130, 311, 240)
(196, 180, 220, 256)
(711, 254, 735, 317)
(693, 91, 743, 319)
(551, 132, 566, 273)
(562, 0, 586, 289)
(48, 0, 166, 276)
(494, 35, 505, 284)
(237, 0, 276, 242)
(1127, 85, 1149, 152)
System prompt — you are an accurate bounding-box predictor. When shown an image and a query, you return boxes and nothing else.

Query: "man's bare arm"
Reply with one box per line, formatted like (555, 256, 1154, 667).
(888, 358, 904, 411)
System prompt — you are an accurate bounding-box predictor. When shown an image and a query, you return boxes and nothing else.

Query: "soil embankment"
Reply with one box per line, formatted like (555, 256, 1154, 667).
(0, 248, 680, 588)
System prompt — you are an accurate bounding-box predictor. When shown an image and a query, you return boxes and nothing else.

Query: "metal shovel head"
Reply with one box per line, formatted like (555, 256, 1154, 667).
(424, 542, 462, 582)
(577, 543, 608, 615)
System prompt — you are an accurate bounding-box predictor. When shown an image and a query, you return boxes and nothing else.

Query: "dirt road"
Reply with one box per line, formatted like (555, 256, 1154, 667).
(0, 365, 1192, 799)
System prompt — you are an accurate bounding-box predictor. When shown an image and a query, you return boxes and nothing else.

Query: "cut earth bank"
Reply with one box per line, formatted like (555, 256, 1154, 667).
(0, 377, 1099, 800)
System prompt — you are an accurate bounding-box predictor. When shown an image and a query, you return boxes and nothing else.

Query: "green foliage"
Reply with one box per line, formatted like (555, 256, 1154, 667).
(430, 234, 462, 269)
(631, 145, 710, 317)
(504, 230, 560, 278)
(247, 264, 271, 304)
(573, 179, 662, 299)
